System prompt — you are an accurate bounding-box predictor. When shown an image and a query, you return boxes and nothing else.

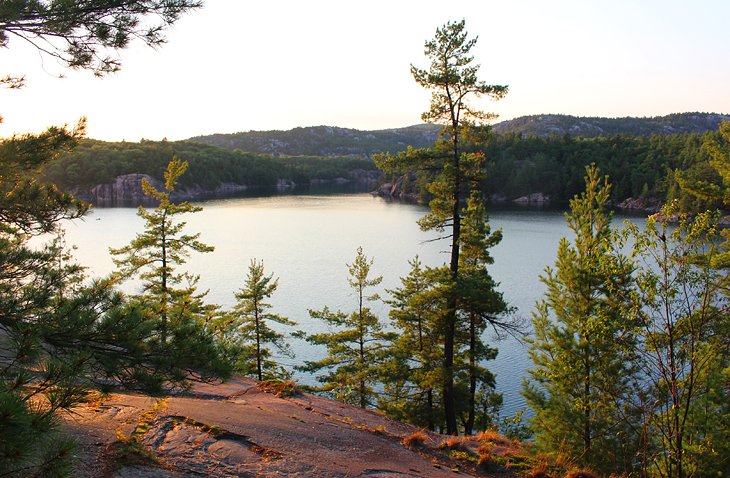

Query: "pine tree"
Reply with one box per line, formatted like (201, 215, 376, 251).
(0, 0, 201, 82)
(375, 19, 508, 435)
(299, 247, 393, 408)
(109, 157, 231, 385)
(1, 4, 205, 474)
(111, 157, 214, 342)
(455, 191, 515, 435)
(380, 257, 446, 429)
(229, 259, 295, 381)
(523, 165, 638, 472)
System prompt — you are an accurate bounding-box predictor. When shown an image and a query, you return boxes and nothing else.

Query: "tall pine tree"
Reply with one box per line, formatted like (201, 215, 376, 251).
(375, 19, 508, 435)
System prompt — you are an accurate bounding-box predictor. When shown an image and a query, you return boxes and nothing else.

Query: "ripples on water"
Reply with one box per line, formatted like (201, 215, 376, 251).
(61, 193, 642, 417)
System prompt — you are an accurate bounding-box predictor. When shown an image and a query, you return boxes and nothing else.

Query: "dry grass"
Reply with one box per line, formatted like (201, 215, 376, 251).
(476, 428, 513, 446)
(401, 430, 431, 449)
(565, 469, 598, 478)
(477, 442, 493, 457)
(477, 452, 499, 473)
(258, 379, 300, 397)
(438, 435, 469, 450)
(526, 462, 554, 478)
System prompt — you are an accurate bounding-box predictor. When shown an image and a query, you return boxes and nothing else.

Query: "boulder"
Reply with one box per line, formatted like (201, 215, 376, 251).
(513, 192, 550, 205)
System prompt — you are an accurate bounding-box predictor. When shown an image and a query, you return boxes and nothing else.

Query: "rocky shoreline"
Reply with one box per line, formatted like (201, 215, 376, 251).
(72, 172, 380, 207)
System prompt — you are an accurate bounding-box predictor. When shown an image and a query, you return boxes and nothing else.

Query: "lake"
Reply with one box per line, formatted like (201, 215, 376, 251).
(60, 192, 641, 418)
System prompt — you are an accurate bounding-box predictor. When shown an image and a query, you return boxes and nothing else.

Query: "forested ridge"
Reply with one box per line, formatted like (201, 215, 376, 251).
(41, 138, 379, 191)
(42, 125, 728, 213)
(189, 113, 728, 157)
(492, 112, 730, 138)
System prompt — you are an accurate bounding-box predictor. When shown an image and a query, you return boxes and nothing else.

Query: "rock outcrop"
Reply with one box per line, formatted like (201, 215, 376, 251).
(616, 197, 661, 214)
(513, 192, 550, 205)
(63, 377, 490, 477)
(372, 171, 420, 202)
(79, 174, 249, 206)
(87, 174, 161, 206)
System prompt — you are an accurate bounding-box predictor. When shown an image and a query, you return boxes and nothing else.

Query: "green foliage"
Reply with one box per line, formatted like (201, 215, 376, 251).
(0, 121, 88, 232)
(455, 192, 515, 435)
(378, 257, 447, 429)
(408, 18, 507, 436)
(492, 113, 729, 138)
(410, 19, 507, 128)
(299, 247, 394, 408)
(40, 138, 380, 194)
(626, 205, 729, 478)
(0, 0, 202, 79)
(109, 157, 231, 381)
(190, 124, 440, 157)
(110, 157, 215, 340)
(0, 124, 139, 475)
(523, 165, 639, 473)
(0, 135, 229, 477)
(223, 259, 296, 381)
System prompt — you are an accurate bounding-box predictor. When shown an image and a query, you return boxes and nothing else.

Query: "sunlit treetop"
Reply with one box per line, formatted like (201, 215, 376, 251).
(410, 19, 508, 127)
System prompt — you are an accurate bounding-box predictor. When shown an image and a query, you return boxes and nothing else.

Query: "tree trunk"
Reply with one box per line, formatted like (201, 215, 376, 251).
(160, 212, 168, 344)
(465, 312, 477, 435)
(444, 124, 462, 436)
(255, 305, 262, 382)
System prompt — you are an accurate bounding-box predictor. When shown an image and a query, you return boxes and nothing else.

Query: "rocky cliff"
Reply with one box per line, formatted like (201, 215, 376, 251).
(75, 174, 250, 206)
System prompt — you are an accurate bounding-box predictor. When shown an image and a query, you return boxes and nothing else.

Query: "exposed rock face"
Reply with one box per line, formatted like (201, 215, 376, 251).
(81, 174, 248, 206)
(373, 171, 420, 202)
(88, 174, 161, 206)
(63, 377, 484, 478)
(513, 192, 550, 205)
(616, 197, 660, 213)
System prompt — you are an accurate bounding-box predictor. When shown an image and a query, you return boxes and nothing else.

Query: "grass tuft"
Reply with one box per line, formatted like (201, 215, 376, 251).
(565, 469, 598, 478)
(438, 435, 467, 450)
(258, 379, 300, 397)
(401, 430, 430, 449)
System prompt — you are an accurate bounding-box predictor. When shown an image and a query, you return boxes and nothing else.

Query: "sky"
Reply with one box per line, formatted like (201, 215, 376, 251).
(1, 0, 729, 141)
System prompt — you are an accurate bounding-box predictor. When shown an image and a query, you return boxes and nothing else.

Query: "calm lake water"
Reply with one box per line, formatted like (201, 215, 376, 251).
(60, 192, 642, 418)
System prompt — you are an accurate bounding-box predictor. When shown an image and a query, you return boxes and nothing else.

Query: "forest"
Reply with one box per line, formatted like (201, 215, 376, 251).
(39, 123, 727, 214)
(41, 138, 379, 192)
(1, 4, 728, 478)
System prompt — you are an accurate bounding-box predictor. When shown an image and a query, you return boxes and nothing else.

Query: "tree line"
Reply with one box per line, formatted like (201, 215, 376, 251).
(40, 138, 379, 192)
(39, 124, 727, 214)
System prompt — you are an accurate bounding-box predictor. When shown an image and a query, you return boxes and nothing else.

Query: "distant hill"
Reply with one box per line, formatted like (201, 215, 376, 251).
(188, 124, 441, 158)
(491, 112, 730, 138)
(188, 113, 729, 157)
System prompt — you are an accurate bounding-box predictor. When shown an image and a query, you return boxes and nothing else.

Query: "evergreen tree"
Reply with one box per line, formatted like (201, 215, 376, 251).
(299, 247, 393, 408)
(109, 157, 231, 384)
(229, 259, 295, 381)
(110, 157, 214, 342)
(380, 257, 446, 429)
(376, 19, 508, 435)
(523, 165, 638, 473)
(1, 3, 207, 475)
(0, 0, 201, 83)
(455, 191, 515, 435)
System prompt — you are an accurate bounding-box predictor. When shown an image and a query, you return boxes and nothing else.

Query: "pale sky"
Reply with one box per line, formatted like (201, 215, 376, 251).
(1, 0, 729, 141)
